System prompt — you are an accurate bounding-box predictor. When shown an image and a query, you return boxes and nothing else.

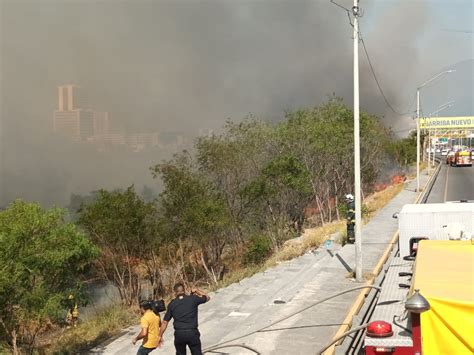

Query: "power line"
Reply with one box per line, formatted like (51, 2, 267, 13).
(329, 0, 354, 27)
(359, 30, 416, 117)
(329, 0, 416, 118)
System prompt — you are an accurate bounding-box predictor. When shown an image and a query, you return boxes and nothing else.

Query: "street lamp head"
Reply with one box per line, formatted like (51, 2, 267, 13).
(428, 100, 456, 117)
(418, 69, 455, 89)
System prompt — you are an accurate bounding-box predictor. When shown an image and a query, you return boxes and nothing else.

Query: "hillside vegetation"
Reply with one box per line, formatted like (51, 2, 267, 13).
(0, 98, 417, 353)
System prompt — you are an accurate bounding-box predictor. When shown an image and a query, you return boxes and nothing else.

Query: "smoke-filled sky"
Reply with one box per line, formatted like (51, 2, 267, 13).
(1, 0, 473, 206)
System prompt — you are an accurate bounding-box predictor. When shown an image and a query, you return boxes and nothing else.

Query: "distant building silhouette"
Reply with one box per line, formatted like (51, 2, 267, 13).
(93, 111, 110, 136)
(53, 85, 100, 141)
(53, 85, 163, 152)
(57, 85, 88, 111)
(128, 133, 159, 152)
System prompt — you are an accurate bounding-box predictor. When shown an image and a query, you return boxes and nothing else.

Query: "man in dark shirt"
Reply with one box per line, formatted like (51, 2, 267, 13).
(159, 283, 210, 355)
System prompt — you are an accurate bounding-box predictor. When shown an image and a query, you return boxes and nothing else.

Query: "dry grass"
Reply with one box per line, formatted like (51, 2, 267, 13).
(345, 271, 376, 281)
(406, 162, 428, 179)
(265, 221, 346, 266)
(363, 183, 404, 220)
(44, 306, 137, 355)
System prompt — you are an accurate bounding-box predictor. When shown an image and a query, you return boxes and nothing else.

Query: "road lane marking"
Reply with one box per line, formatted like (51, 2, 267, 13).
(444, 166, 450, 202)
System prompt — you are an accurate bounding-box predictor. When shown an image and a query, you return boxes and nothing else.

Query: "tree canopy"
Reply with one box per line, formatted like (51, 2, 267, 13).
(0, 200, 98, 354)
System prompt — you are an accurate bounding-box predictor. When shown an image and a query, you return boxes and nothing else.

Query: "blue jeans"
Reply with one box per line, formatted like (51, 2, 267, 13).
(137, 345, 156, 355)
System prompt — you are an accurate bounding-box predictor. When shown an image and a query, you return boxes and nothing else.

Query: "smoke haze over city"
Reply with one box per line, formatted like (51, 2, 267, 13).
(1, 0, 472, 206)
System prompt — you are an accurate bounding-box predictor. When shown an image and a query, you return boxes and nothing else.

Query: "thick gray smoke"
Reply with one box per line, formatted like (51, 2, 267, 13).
(0, 0, 472, 206)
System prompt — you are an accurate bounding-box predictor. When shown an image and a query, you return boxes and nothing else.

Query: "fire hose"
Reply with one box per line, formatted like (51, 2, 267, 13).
(203, 285, 381, 354)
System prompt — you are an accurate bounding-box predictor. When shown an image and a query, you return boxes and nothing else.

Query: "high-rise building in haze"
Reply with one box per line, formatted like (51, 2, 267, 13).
(52, 85, 161, 152)
(57, 85, 89, 111)
(53, 85, 100, 141)
(93, 111, 110, 136)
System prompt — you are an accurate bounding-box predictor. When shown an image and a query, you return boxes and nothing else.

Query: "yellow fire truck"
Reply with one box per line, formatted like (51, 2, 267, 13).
(453, 150, 472, 166)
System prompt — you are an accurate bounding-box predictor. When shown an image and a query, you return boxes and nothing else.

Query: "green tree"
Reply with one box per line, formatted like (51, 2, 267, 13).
(241, 154, 312, 246)
(278, 97, 389, 223)
(244, 235, 272, 265)
(67, 192, 98, 220)
(0, 200, 98, 354)
(152, 153, 231, 284)
(77, 186, 162, 305)
(147, 98, 394, 286)
(389, 131, 417, 167)
(196, 119, 273, 246)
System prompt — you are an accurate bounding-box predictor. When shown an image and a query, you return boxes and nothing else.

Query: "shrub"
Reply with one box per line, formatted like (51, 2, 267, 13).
(244, 235, 272, 265)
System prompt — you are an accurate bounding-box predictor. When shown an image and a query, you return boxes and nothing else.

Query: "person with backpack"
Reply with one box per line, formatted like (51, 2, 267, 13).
(158, 283, 210, 355)
(132, 300, 162, 355)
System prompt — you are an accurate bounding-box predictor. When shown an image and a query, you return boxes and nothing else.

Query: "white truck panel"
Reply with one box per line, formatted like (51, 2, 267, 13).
(398, 203, 474, 258)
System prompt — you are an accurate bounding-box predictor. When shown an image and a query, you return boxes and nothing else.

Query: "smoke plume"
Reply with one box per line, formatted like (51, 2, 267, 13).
(0, 0, 472, 206)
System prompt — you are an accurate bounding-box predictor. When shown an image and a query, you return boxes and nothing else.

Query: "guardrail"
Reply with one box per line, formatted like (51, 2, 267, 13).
(419, 157, 442, 204)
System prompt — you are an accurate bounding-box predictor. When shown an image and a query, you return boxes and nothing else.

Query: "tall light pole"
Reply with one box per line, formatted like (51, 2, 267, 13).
(426, 101, 455, 172)
(416, 90, 421, 192)
(353, 0, 362, 282)
(416, 70, 455, 192)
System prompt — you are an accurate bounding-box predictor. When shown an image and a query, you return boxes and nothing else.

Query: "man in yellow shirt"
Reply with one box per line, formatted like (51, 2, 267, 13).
(132, 301, 161, 355)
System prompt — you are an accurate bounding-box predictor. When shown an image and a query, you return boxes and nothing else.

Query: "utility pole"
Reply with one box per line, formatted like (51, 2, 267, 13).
(416, 89, 421, 192)
(427, 128, 431, 174)
(416, 70, 454, 192)
(353, 0, 362, 282)
(432, 130, 436, 166)
(426, 101, 455, 172)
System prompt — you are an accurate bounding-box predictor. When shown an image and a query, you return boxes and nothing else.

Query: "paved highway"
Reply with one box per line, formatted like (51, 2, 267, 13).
(426, 159, 474, 203)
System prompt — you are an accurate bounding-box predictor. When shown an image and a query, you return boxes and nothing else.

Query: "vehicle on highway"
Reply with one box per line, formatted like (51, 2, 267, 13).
(441, 149, 449, 156)
(363, 203, 474, 355)
(453, 150, 472, 166)
(446, 151, 455, 164)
